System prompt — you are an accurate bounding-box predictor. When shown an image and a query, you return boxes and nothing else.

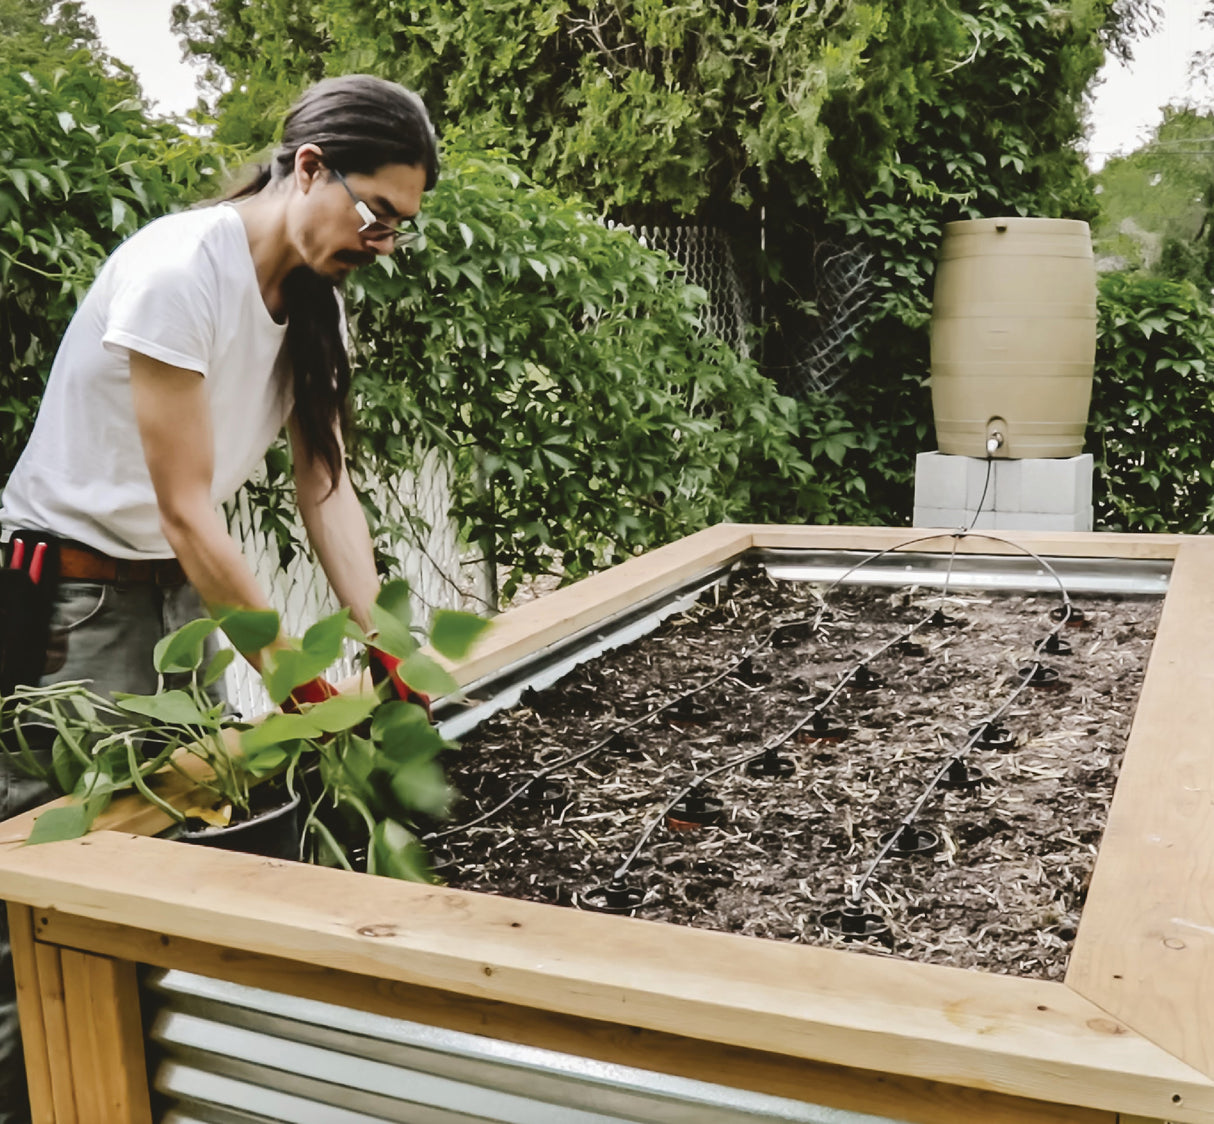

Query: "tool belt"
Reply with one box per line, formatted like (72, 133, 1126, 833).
(0, 535, 187, 695)
(0, 531, 62, 695)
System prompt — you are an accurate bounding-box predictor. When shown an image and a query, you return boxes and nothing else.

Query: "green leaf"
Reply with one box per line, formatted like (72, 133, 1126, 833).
(153, 618, 219, 674)
(389, 758, 452, 818)
(261, 647, 333, 706)
(51, 735, 83, 794)
(239, 712, 324, 752)
(218, 607, 280, 654)
(369, 819, 432, 881)
(333, 735, 377, 792)
(25, 802, 92, 845)
(112, 690, 208, 726)
(241, 743, 290, 777)
(8, 169, 29, 201)
(304, 692, 379, 734)
(302, 609, 350, 665)
(399, 651, 458, 698)
(202, 647, 236, 688)
(372, 700, 445, 762)
(429, 611, 491, 661)
(368, 580, 415, 658)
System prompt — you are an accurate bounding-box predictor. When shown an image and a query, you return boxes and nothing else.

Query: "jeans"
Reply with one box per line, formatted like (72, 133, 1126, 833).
(0, 579, 218, 1124)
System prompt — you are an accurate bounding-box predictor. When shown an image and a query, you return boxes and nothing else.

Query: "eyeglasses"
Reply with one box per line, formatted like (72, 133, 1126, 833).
(330, 166, 420, 250)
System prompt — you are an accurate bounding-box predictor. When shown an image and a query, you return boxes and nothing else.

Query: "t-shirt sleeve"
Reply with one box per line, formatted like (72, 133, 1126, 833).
(101, 235, 218, 375)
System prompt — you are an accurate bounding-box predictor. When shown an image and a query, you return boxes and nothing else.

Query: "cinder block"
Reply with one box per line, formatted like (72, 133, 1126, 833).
(914, 452, 1093, 530)
(915, 452, 1025, 513)
(964, 457, 997, 510)
(1017, 455, 1093, 515)
(912, 506, 997, 531)
(994, 510, 1093, 532)
(913, 452, 967, 510)
(991, 459, 1023, 510)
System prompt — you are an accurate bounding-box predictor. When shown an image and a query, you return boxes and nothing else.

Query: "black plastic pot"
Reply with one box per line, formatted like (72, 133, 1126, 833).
(176, 789, 304, 861)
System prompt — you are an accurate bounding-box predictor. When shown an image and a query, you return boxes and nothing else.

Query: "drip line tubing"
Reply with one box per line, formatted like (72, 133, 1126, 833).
(849, 661, 1038, 903)
(425, 607, 818, 842)
(840, 531, 1075, 905)
(608, 600, 955, 882)
(430, 527, 1078, 903)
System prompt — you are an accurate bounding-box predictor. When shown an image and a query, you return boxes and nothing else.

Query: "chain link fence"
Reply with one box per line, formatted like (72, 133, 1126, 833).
(628, 224, 754, 357)
(780, 240, 875, 397)
(616, 223, 876, 396)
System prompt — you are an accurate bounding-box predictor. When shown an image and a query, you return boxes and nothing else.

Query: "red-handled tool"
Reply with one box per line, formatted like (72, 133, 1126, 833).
(281, 676, 340, 714)
(8, 538, 24, 571)
(28, 542, 46, 585)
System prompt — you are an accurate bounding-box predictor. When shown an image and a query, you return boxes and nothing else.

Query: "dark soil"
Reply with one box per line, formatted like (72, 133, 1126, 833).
(437, 566, 1162, 979)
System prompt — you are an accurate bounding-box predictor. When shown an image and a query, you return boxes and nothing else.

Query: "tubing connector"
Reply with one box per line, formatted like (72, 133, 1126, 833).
(984, 415, 1007, 458)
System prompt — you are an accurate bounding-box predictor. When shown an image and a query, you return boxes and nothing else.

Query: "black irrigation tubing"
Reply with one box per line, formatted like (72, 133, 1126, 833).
(968, 455, 995, 534)
(849, 661, 1038, 905)
(431, 524, 1084, 902)
(424, 608, 815, 843)
(609, 592, 972, 884)
(602, 523, 1082, 917)
(605, 537, 981, 885)
(838, 530, 1081, 911)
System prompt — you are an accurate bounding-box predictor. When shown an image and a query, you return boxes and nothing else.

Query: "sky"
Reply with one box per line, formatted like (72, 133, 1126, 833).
(1086, 0, 1214, 169)
(83, 0, 1214, 169)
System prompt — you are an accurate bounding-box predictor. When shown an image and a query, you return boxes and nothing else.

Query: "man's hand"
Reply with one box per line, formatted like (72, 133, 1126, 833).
(368, 647, 432, 721)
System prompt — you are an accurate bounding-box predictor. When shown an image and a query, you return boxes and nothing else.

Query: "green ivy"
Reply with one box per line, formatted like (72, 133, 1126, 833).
(1090, 273, 1214, 533)
(0, 56, 228, 482)
(345, 146, 825, 597)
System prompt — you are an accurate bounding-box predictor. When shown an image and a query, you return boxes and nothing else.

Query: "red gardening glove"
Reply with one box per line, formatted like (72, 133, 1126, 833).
(369, 647, 432, 721)
(281, 676, 340, 714)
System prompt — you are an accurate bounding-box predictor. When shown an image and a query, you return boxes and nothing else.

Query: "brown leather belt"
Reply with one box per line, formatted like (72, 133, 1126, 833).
(58, 544, 186, 587)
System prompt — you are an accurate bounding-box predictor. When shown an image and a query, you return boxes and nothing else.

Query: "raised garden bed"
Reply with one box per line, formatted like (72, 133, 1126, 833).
(1, 524, 1212, 1124)
(442, 571, 1161, 980)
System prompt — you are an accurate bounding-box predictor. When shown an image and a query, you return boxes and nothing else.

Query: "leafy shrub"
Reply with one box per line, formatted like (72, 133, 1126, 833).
(1091, 273, 1214, 533)
(0, 57, 223, 482)
(345, 147, 827, 596)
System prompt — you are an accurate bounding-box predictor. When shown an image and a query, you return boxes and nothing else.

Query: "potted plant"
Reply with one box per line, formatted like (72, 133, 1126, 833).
(0, 580, 489, 879)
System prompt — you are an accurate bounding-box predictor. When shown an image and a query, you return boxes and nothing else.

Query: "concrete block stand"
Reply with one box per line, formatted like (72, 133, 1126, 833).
(912, 451, 1093, 532)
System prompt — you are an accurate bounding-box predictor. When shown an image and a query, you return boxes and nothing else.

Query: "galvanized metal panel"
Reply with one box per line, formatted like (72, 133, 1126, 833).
(145, 970, 911, 1124)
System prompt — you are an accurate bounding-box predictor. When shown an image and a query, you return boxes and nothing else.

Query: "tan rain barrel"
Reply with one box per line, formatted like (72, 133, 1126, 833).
(929, 217, 1096, 458)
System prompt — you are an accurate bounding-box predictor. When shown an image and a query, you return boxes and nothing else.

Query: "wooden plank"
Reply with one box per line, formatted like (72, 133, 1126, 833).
(7, 904, 55, 1124)
(31, 939, 76, 1124)
(0, 523, 1200, 1119)
(0, 835, 1209, 1122)
(1069, 537, 1214, 1081)
(58, 948, 151, 1124)
(40, 911, 1114, 1124)
(434, 522, 754, 686)
(59, 951, 102, 1123)
(743, 523, 1187, 559)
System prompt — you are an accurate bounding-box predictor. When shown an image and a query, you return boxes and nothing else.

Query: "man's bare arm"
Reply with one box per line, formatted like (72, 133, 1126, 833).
(289, 412, 380, 634)
(129, 351, 279, 662)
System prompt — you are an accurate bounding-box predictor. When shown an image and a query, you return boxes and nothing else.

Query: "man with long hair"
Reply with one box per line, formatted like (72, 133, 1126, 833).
(0, 74, 438, 1123)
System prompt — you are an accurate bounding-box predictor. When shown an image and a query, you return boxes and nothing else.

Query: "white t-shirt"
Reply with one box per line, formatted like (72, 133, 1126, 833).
(1, 204, 292, 558)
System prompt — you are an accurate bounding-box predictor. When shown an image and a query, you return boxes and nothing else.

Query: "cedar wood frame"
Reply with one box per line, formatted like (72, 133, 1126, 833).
(0, 523, 1211, 1124)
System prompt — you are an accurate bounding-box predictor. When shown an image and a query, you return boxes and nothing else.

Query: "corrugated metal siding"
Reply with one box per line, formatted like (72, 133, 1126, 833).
(145, 970, 911, 1124)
